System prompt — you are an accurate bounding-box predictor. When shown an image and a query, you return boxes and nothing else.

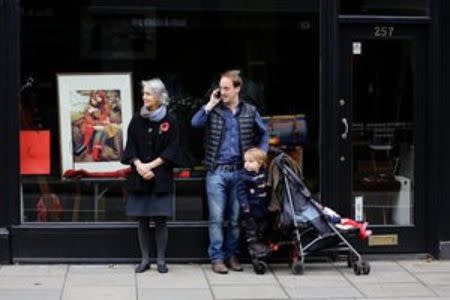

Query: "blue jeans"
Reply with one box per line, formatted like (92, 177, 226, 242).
(206, 169, 240, 263)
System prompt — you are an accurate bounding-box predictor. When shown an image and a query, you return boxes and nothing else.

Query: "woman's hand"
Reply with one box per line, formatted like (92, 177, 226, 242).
(142, 158, 164, 173)
(142, 170, 155, 180)
(134, 158, 164, 178)
(134, 160, 150, 177)
(142, 162, 155, 171)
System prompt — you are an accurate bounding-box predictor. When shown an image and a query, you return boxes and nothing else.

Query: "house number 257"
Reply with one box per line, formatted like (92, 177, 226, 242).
(374, 26, 394, 37)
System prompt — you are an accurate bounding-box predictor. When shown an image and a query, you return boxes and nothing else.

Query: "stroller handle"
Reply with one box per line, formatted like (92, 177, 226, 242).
(274, 152, 311, 198)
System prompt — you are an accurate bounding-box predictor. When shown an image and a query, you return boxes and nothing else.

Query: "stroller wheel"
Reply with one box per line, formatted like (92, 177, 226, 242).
(353, 262, 362, 275)
(362, 261, 371, 275)
(291, 261, 304, 275)
(252, 259, 267, 275)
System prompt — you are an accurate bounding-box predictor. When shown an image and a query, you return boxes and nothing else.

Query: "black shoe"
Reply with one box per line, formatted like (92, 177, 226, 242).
(157, 263, 168, 273)
(135, 262, 150, 273)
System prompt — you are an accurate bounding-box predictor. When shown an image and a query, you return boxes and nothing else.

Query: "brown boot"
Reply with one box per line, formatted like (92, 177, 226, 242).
(226, 256, 243, 272)
(212, 261, 228, 274)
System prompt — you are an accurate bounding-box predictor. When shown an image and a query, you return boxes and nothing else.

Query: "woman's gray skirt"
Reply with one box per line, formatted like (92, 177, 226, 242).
(126, 192, 173, 217)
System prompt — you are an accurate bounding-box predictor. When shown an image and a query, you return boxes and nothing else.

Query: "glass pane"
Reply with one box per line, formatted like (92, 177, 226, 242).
(174, 179, 207, 221)
(20, 1, 319, 222)
(351, 39, 415, 226)
(340, 0, 429, 16)
(22, 178, 130, 222)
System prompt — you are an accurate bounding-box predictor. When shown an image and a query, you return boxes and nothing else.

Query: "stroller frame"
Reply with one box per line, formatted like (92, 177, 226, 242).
(250, 153, 370, 275)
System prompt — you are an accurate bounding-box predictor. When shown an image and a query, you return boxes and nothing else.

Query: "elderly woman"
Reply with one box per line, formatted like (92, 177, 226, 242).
(121, 78, 181, 273)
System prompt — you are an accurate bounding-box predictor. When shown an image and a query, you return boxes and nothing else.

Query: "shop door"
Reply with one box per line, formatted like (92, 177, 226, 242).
(337, 24, 427, 252)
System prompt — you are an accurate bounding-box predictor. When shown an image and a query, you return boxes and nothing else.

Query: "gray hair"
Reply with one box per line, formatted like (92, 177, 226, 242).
(141, 78, 170, 106)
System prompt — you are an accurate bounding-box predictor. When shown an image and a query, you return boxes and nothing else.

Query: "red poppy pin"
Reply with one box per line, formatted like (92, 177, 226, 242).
(160, 122, 170, 133)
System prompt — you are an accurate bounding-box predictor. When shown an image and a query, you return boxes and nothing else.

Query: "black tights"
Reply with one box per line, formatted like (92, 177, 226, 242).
(137, 216, 168, 266)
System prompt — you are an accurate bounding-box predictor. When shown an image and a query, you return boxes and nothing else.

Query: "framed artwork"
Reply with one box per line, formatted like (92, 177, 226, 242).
(57, 73, 133, 175)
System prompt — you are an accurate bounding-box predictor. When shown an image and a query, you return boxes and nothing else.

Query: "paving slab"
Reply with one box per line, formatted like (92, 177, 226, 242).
(275, 272, 351, 288)
(68, 264, 133, 274)
(0, 289, 61, 300)
(272, 262, 354, 290)
(65, 264, 135, 287)
(360, 298, 450, 300)
(271, 262, 340, 276)
(139, 288, 213, 300)
(398, 260, 450, 273)
(429, 286, 450, 297)
(212, 284, 288, 299)
(61, 286, 136, 300)
(415, 273, 450, 286)
(0, 264, 67, 276)
(0, 261, 449, 300)
(204, 264, 278, 286)
(340, 261, 418, 284)
(356, 282, 437, 298)
(286, 286, 363, 299)
(65, 273, 135, 287)
(0, 275, 65, 290)
(137, 264, 208, 289)
(297, 298, 355, 300)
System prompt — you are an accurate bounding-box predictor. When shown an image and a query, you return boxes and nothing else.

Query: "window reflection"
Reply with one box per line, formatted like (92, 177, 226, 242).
(351, 40, 415, 226)
(20, 2, 319, 222)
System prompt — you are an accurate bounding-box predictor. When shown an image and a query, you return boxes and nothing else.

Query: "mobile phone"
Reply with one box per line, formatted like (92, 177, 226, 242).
(214, 90, 221, 99)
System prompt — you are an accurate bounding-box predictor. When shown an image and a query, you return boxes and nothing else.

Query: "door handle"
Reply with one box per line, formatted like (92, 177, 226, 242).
(341, 118, 348, 140)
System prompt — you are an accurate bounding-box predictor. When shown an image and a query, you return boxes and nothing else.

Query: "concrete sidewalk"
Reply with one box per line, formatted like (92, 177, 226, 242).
(0, 259, 450, 300)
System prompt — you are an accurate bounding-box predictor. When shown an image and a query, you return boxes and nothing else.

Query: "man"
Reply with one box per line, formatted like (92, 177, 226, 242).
(191, 70, 269, 274)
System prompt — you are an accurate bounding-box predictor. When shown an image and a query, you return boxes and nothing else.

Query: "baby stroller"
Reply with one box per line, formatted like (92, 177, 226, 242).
(250, 152, 371, 276)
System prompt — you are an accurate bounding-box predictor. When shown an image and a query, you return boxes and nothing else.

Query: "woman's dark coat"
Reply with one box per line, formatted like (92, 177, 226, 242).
(121, 112, 182, 194)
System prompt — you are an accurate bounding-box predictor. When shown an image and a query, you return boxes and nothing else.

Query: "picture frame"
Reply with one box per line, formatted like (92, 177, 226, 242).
(57, 73, 133, 176)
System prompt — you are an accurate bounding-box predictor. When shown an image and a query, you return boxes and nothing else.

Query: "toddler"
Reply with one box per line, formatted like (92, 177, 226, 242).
(237, 147, 269, 256)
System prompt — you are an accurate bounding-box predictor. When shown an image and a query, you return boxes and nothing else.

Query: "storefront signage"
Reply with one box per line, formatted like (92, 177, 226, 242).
(131, 17, 187, 28)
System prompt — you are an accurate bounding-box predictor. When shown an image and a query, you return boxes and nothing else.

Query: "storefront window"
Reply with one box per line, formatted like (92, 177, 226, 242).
(20, 1, 319, 223)
(340, 0, 429, 16)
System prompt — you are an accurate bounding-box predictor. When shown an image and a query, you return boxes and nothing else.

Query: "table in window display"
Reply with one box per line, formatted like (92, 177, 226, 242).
(21, 178, 129, 222)
(78, 178, 127, 222)
(353, 176, 413, 226)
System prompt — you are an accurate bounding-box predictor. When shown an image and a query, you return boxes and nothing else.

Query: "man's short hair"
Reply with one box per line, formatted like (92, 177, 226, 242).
(221, 70, 243, 88)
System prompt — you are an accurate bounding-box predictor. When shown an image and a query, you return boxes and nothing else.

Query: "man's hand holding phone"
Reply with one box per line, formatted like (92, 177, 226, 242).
(205, 88, 221, 112)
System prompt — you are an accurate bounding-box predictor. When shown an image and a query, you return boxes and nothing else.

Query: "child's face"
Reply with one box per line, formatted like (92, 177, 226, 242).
(244, 154, 262, 172)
